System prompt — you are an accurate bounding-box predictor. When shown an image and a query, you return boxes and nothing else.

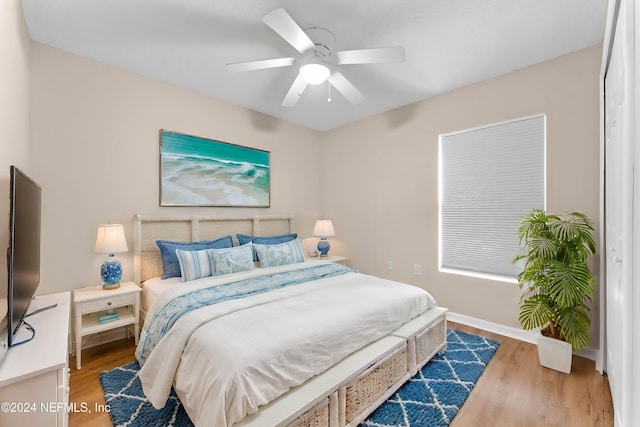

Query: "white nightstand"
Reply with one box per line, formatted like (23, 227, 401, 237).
(307, 255, 347, 265)
(73, 282, 141, 369)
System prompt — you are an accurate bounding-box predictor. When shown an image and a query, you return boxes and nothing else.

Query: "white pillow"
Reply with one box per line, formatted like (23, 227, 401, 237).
(253, 239, 305, 268)
(175, 248, 212, 282)
(208, 243, 255, 276)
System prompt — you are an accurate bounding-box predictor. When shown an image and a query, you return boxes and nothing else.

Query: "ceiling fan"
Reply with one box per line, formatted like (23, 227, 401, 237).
(226, 8, 406, 107)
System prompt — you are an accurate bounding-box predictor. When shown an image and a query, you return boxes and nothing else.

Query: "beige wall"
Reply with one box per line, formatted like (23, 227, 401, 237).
(0, 0, 31, 294)
(29, 42, 322, 294)
(322, 46, 602, 345)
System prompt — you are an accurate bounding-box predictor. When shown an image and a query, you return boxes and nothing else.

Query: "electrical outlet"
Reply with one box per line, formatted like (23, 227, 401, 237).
(413, 264, 422, 275)
(387, 260, 393, 271)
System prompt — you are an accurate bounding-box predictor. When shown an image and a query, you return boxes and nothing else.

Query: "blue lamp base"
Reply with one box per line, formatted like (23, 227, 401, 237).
(101, 254, 122, 290)
(317, 237, 331, 258)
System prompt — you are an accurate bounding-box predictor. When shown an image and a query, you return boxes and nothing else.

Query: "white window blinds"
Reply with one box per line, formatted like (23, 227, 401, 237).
(439, 114, 545, 281)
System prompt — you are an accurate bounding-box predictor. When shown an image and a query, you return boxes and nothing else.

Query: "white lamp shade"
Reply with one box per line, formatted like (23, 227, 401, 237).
(94, 224, 128, 254)
(300, 62, 330, 85)
(313, 220, 336, 237)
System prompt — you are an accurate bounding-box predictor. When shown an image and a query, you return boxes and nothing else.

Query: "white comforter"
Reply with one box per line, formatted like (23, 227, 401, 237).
(137, 261, 436, 427)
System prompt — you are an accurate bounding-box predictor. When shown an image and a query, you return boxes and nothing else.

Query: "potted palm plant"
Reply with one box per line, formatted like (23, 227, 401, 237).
(514, 209, 596, 373)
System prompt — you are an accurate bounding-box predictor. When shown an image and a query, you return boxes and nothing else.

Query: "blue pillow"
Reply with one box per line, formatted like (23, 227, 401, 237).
(236, 233, 297, 261)
(253, 239, 305, 268)
(208, 243, 255, 276)
(156, 236, 233, 279)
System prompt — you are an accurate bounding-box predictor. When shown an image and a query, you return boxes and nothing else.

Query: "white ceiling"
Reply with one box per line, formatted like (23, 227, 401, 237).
(21, 0, 607, 132)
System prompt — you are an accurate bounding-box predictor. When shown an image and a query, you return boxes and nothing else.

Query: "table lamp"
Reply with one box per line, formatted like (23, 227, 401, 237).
(313, 219, 335, 258)
(94, 224, 128, 289)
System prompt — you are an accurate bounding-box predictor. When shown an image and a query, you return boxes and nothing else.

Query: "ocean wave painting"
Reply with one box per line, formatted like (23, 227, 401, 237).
(160, 130, 270, 207)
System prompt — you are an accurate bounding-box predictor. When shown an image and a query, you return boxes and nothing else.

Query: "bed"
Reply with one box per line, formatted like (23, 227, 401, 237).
(133, 214, 447, 427)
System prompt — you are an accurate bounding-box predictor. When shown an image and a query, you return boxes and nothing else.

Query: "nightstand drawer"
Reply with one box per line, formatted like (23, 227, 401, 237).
(81, 293, 134, 313)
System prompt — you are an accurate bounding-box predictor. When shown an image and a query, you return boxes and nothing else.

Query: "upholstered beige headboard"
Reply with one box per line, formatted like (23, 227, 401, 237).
(133, 214, 295, 284)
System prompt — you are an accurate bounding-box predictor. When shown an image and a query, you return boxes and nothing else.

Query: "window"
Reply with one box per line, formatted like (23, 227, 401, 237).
(439, 114, 545, 282)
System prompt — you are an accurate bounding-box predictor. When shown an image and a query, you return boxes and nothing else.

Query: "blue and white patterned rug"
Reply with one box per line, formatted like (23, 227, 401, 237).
(100, 329, 499, 427)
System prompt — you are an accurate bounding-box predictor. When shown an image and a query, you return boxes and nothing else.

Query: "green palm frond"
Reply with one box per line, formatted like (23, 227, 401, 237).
(525, 236, 559, 260)
(557, 307, 592, 350)
(518, 294, 556, 331)
(518, 209, 549, 242)
(550, 212, 596, 259)
(546, 261, 594, 308)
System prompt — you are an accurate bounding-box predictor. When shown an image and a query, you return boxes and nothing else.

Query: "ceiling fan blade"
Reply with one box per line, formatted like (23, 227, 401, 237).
(282, 74, 309, 107)
(262, 8, 315, 54)
(227, 57, 294, 72)
(328, 71, 365, 104)
(336, 46, 406, 65)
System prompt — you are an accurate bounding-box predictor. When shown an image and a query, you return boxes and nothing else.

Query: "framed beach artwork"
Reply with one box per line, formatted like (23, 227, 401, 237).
(160, 130, 270, 207)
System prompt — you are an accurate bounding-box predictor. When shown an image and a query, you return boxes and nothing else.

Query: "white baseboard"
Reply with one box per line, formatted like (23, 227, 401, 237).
(447, 311, 599, 363)
(447, 312, 538, 344)
(576, 346, 599, 365)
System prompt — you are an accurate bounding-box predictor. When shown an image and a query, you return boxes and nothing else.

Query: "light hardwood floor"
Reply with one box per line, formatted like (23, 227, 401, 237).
(69, 322, 614, 427)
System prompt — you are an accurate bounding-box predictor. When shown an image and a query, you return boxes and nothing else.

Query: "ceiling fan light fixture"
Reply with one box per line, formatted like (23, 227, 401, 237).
(299, 61, 330, 85)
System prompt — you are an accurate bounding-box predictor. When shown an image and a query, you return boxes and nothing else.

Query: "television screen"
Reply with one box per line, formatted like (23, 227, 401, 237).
(7, 166, 41, 347)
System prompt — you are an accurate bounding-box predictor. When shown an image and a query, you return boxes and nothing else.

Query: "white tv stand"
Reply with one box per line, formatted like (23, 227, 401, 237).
(0, 292, 70, 427)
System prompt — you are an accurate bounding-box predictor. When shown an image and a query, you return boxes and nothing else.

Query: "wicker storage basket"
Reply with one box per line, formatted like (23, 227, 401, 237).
(343, 342, 408, 425)
(285, 397, 330, 427)
(415, 315, 447, 368)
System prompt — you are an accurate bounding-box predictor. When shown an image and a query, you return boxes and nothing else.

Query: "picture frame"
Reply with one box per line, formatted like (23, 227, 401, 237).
(159, 129, 270, 207)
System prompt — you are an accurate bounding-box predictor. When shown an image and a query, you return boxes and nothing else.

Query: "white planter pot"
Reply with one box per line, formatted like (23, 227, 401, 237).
(536, 333, 572, 374)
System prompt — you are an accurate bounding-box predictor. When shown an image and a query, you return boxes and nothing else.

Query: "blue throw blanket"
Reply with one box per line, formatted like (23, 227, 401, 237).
(136, 263, 354, 365)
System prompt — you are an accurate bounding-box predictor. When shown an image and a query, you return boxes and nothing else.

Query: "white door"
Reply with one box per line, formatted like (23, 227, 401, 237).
(604, 0, 636, 425)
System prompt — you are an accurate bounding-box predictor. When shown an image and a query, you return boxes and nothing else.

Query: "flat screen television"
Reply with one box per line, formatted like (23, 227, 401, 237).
(7, 166, 41, 347)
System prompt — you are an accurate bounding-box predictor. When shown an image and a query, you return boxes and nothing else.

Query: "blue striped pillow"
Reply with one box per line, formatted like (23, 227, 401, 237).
(175, 248, 213, 282)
